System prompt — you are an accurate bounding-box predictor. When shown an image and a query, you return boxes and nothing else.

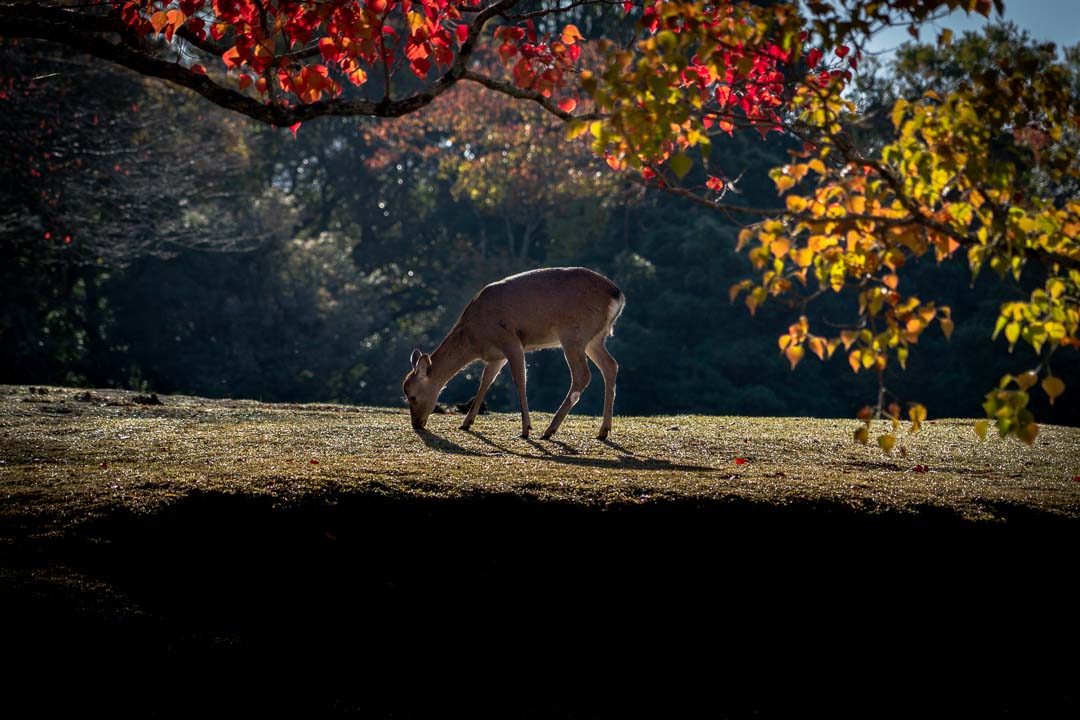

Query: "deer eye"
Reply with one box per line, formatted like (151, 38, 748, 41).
(408, 395, 416, 403)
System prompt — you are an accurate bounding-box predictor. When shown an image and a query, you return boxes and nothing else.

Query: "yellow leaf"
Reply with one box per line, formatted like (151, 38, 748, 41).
(877, 434, 897, 453)
(774, 175, 795, 194)
(939, 318, 954, 340)
(840, 330, 857, 349)
(974, 419, 989, 440)
(785, 344, 805, 370)
(566, 121, 588, 140)
(808, 337, 827, 360)
(908, 403, 927, 432)
(848, 350, 861, 373)
(778, 335, 792, 350)
(854, 426, 869, 444)
(890, 98, 909, 130)
(808, 158, 826, 175)
(1041, 376, 1065, 405)
(1004, 321, 1020, 349)
(786, 195, 808, 212)
(736, 228, 754, 252)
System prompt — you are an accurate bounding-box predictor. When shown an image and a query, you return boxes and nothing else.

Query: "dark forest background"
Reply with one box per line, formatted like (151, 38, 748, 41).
(2, 22, 1077, 426)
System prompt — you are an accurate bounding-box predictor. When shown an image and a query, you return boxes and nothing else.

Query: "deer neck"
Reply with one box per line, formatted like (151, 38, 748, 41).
(429, 326, 477, 387)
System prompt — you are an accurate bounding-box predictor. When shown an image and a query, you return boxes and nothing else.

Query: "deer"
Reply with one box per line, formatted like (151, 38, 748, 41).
(403, 267, 625, 440)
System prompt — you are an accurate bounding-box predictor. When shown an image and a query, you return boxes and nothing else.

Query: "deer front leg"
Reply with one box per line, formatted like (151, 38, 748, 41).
(542, 345, 591, 440)
(505, 344, 531, 438)
(586, 338, 618, 440)
(460, 359, 505, 431)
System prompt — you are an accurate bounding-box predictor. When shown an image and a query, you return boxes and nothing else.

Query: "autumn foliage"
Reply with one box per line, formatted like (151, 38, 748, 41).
(4, 0, 1078, 446)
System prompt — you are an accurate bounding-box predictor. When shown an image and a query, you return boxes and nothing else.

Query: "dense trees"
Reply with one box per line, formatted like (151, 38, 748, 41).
(2, 1, 1077, 440)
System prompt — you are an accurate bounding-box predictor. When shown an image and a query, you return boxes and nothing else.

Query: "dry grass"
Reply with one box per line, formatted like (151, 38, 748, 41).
(1, 383, 1078, 531)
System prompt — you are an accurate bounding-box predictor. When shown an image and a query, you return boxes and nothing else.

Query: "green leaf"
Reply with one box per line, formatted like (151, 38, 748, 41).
(669, 153, 693, 181)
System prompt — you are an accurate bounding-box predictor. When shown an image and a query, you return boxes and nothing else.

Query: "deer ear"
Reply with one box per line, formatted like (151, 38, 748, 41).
(410, 349, 423, 368)
(416, 353, 432, 377)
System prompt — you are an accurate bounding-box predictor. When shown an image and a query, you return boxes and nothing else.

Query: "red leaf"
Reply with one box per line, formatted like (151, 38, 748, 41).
(734, 457, 748, 465)
(456, 24, 469, 43)
(310, 459, 319, 465)
(319, 37, 338, 62)
(557, 97, 577, 113)
(238, 74, 252, 90)
(1073, 476, 1080, 482)
(64, 235, 72, 244)
(706, 176, 724, 191)
(191, 64, 206, 74)
(290, 122, 301, 138)
(835, 45, 850, 58)
(99, 461, 108, 469)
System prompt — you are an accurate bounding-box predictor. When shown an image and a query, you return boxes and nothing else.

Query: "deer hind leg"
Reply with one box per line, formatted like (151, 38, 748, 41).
(541, 343, 591, 440)
(504, 343, 532, 439)
(586, 336, 618, 440)
(460, 358, 505, 431)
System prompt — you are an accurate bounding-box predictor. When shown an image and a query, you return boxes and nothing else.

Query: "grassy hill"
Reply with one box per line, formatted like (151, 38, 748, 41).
(2, 384, 1078, 713)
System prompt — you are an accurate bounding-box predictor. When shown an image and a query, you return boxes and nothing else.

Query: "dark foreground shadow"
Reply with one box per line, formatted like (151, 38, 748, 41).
(3, 489, 1077, 714)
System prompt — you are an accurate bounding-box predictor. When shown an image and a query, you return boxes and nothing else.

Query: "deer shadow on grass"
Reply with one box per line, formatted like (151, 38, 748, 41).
(414, 428, 488, 457)
(458, 429, 715, 473)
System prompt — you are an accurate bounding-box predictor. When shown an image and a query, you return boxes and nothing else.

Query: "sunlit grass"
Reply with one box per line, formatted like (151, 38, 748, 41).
(2, 384, 1077, 529)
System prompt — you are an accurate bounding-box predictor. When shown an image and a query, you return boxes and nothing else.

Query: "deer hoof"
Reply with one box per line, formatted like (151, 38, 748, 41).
(597, 429, 610, 440)
(541, 431, 554, 440)
(459, 423, 471, 431)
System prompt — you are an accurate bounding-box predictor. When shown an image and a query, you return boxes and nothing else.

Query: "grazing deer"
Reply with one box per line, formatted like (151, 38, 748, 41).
(403, 267, 625, 440)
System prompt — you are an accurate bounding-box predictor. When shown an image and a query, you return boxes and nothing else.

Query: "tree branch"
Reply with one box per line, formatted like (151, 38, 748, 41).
(1, 0, 519, 125)
(461, 69, 604, 122)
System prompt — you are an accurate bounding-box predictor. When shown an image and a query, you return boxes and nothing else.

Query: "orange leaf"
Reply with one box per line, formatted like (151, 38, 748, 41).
(848, 350, 861, 373)
(150, 10, 169, 34)
(558, 97, 577, 113)
(238, 74, 253, 90)
(561, 24, 584, 45)
(770, 237, 791, 258)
